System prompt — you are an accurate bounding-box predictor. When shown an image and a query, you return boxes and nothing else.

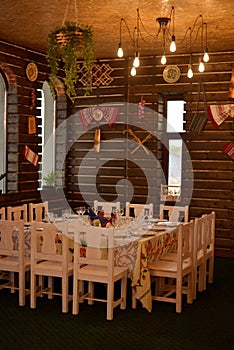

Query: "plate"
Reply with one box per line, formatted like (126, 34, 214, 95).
(93, 109, 103, 121)
(163, 65, 181, 83)
(26, 62, 38, 82)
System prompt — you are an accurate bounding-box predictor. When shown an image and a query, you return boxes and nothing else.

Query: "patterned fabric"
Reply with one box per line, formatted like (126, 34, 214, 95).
(138, 96, 145, 119)
(78, 106, 119, 128)
(222, 142, 234, 160)
(189, 114, 208, 133)
(208, 104, 234, 128)
(132, 229, 178, 312)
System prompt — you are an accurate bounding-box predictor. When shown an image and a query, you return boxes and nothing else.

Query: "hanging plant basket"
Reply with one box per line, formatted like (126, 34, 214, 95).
(47, 21, 94, 102)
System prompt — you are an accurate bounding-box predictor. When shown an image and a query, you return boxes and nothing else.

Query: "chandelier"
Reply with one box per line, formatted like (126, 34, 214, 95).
(117, 7, 210, 78)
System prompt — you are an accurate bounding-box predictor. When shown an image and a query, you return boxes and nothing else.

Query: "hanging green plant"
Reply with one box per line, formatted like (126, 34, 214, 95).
(47, 21, 94, 102)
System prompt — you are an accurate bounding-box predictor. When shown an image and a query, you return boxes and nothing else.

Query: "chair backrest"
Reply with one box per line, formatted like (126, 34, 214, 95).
(125, 202, 153, 218)
(204, 211, 215, 253)
(177, 220, 194, 271)
(7, 204, 28, 222)
(93, 200, 120, 216)
(194, 214, 207, 262)
(29, 201, 48, 222)
(0, 220, 25, 259)
(73, 224, 114, 273)
(30, 221, 69, 263)
(0, 207, 5, 220)
(159, 204, 189, 222)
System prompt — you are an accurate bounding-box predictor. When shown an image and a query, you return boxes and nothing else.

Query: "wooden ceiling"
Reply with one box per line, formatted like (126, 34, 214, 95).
(0, 0, 233, 59)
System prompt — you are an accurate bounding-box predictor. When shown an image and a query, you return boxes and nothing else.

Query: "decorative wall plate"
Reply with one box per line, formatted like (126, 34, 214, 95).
(93, 109, 103, 121)
(163, 65, 181, 83)
(26, 62, 38, 82)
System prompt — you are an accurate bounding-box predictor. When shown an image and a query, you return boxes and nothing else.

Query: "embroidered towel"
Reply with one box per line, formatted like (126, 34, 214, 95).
(208, 104, 234, 128)
(23, 145, 39, 168)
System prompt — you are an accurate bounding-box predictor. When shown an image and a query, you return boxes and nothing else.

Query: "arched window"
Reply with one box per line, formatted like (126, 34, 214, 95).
(37, 81, 56, 189)
(0, 73, 7, 194)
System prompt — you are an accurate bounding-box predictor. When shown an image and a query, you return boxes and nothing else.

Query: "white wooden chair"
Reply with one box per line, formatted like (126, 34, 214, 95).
(149, 220, 194, 313)
(7, 204, 28, 222)
(159, 204, 189, 222)
(0, 207, 5, 220)
(202, 211, 215, 289)
(29, 201, 48, 222)
(93, 200, 120, 216)
(30, 222, 73, 313)
(193, 214, 207, 299)
(72, 225, 128, 320)
(125, 202, 153, 218)
(0, 220, 30, 306)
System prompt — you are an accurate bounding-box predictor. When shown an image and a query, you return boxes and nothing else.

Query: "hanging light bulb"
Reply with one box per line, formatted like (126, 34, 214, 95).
(203, 22, 209, 62)
(203, 50, 209, 63)
(187, 64, 193, 78)
(131, 66, 136, 76)
(161, 54, 167, 65)
(198, 58, 205, 72)
(117, 43, 123, 58)
(133, 51, 140, 68)
(170, 35, 176, 52)
(117, 18, 124, 58)
(170, 8, 176, 53)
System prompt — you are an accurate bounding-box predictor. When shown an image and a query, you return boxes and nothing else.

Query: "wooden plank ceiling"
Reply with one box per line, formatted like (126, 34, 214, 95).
(0, 0, 233, 59)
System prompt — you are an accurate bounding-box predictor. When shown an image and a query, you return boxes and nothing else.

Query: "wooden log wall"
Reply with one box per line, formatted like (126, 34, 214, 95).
(0, 40, 233, 257)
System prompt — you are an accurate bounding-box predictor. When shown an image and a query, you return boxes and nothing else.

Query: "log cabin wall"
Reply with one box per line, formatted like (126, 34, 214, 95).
(0, 41, 233, 257)
(0, 41, 48, 205)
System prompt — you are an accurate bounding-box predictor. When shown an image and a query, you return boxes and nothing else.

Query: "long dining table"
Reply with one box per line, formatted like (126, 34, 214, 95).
(20, 217, 178, 313)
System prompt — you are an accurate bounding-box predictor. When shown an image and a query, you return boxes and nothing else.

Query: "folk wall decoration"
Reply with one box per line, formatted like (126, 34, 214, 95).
(94, 129, 101, 152)
(28, 116, 36, 134)
(138, 96, 145, 119)
(189, 80, 208, 134)
(123, 128, 151, 155)
(22, 146, 39, 168)
(222, 142, 234, 160)
(207, 104, 234, 128)
(79, 63, 114, 87)
(78, 106, 119, 128)
(30, 88, 36, 110)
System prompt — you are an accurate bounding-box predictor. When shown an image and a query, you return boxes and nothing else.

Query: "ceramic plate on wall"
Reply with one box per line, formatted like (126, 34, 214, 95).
(163, 65, 181, 83)
(26, 62, 38, 82)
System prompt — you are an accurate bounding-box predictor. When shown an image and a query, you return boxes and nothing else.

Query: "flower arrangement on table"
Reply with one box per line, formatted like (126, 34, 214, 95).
(88, 208, 116, 227)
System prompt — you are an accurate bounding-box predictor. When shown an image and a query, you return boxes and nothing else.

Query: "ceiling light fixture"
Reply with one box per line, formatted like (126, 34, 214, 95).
(117, 6, 209, 78)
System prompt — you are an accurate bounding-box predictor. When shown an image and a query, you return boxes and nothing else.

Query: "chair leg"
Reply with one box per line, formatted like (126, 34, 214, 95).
(48, 277, 54, 299)
(187, 273, 193, 304)
(175, 278, 182, 313)
(10, 272, 15, 293)
(88, 282, 94, 305)
(120, 275, 127, 310)
(107, 282, 114, 320)
(72, 277, 79, 315)
(202, 260, 207, 291)
(208, 256, 214, 283)
(132, 287, 137, 309)
(62, 277, 69, 313)
(18, 271, 25, 307)
(198, 265, 204, 292)
(30, 273, 36, 309)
